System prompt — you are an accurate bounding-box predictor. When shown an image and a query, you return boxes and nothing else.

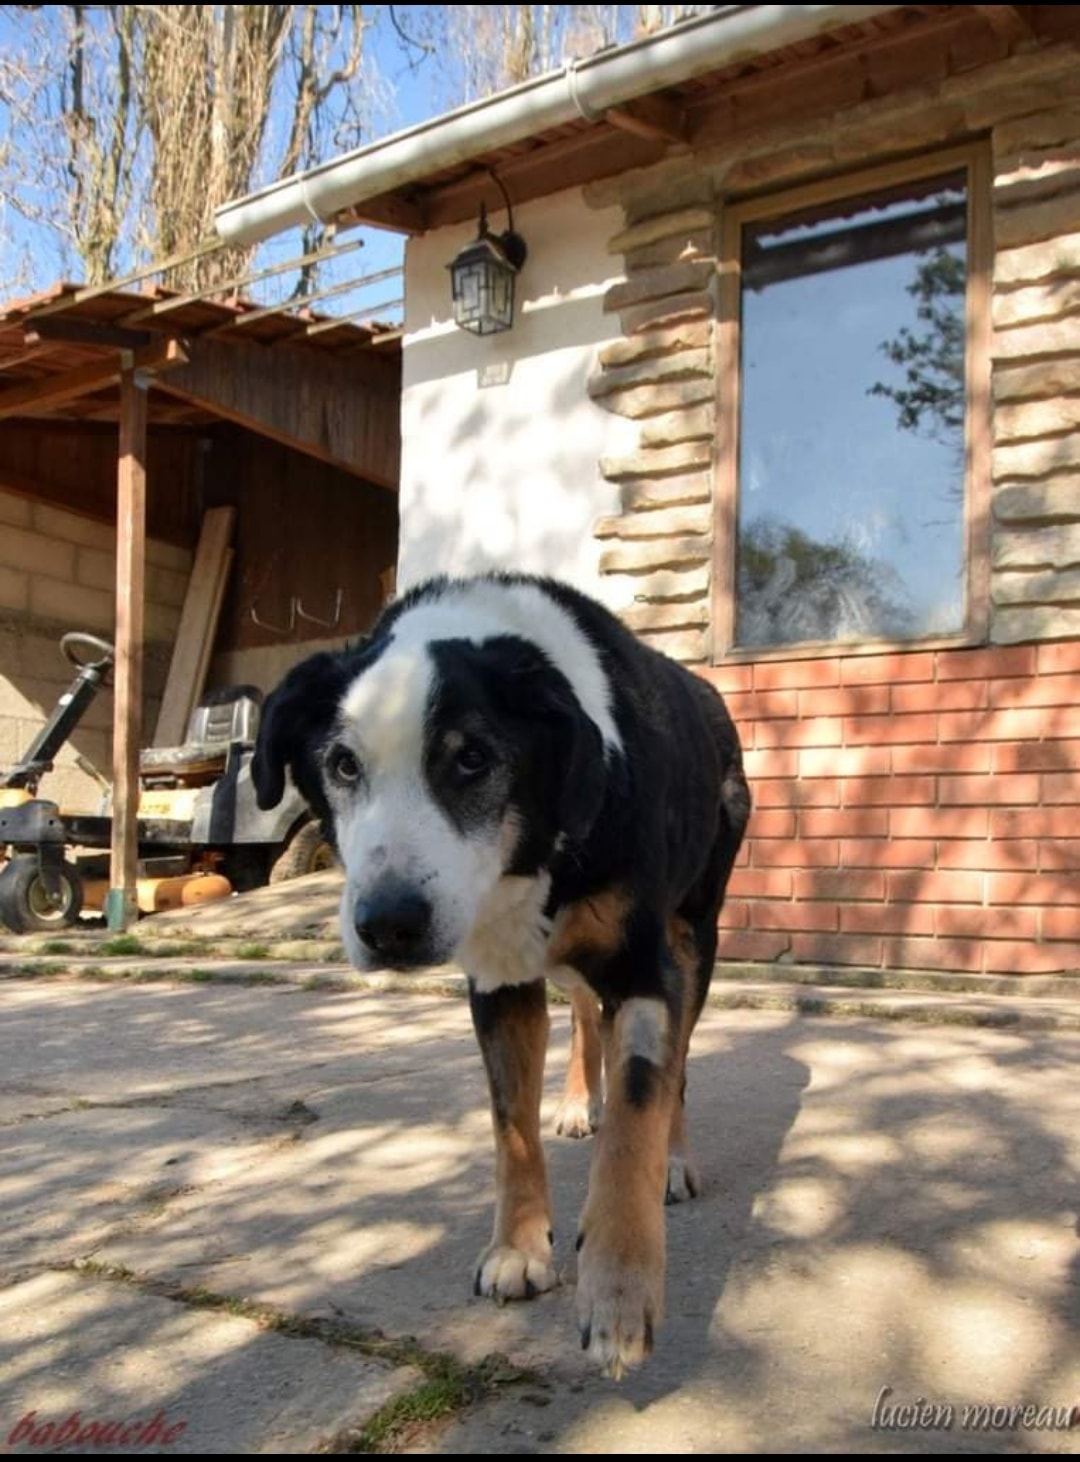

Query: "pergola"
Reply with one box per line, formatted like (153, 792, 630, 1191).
(0, 265, 401, 928)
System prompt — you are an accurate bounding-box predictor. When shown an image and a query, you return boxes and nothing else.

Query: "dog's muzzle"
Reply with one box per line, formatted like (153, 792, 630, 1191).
(353, 878, 433, 967)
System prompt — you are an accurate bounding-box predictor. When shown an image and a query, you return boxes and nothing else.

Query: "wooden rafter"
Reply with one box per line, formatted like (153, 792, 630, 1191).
(333, 193, 427, 235)
(973, 5, 1033, 45)
(605, 93, 688, 146)
(0, 337, 188, 420)
(23, 317, 152, 351)
(421, 125, 664, 231)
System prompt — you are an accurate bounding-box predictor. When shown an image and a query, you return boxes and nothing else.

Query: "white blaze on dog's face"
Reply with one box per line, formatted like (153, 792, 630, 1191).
(314, 584, 619, 977)
(327, 635, 508, 969)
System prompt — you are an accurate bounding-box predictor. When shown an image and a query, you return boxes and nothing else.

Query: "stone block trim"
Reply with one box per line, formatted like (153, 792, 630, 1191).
(991, 97, 1080, 647)
(589, 196, 720, 663)
(586, 51, 1080, 659)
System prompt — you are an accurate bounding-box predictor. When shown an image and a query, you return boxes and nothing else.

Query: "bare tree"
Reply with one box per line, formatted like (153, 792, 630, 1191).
(0, 5, 370, 293)
(418, 5, 707, 108)
(0, 5, 140, 286)
(0, 2, 704, 296)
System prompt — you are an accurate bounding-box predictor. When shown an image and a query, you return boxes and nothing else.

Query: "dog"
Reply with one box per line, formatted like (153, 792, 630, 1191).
(252, 573, 750, 1379)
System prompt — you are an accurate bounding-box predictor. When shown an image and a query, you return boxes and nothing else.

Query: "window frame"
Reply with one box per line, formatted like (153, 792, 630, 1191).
(711, 142, 992, 664)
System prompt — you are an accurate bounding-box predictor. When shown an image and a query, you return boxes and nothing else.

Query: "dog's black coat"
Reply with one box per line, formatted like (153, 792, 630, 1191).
(254, 573, 750, 1012)
(252, 572, 751, 1376)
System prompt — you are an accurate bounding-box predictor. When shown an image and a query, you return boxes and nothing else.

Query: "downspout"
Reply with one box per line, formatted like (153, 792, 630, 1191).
(215, 4, 902, 248)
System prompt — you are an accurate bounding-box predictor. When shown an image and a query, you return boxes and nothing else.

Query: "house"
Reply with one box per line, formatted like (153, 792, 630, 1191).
(217, 4, 1080, 977)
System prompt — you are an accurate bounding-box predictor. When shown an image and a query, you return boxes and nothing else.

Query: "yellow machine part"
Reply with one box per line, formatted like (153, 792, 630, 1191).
(137, 787, 202, 821)
(82, 871, 233, 915)
(0, 788, 32, 810)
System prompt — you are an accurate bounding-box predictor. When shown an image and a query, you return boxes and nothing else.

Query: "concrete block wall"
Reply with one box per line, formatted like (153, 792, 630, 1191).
(0, 487, 191, 811)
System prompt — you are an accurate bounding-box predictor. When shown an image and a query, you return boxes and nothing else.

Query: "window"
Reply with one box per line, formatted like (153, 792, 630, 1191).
(714, 147, 990, 657)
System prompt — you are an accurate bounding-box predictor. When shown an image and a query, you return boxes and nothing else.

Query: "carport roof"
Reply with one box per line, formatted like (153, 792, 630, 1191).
(0, 280, 400, 429)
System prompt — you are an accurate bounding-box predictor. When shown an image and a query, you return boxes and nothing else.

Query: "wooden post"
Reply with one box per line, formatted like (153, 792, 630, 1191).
(106, 364, 148, 931)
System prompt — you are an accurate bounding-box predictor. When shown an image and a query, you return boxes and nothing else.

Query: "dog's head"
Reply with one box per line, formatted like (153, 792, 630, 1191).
(253, 590, 611, 971)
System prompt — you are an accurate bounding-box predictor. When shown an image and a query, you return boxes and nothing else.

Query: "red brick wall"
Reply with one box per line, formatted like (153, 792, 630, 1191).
(702, 641, 1080, 976)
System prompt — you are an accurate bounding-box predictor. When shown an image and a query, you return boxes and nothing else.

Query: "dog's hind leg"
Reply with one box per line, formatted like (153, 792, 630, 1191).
(554, 980, 603, 1138)
(665, 915, 700, 1203)
(664, 913, 712, 1203)
(666, 765, 751, 1203)
(470, 977, 558, 1302)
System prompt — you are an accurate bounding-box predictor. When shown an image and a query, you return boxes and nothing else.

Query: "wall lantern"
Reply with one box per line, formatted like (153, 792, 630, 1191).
(447, 178, 527, 336)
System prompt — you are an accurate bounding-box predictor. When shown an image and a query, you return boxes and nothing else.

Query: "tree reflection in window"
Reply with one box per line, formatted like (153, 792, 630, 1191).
(735, 171, 968, 650)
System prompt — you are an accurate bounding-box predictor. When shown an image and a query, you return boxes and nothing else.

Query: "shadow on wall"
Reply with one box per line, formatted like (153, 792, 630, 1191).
(400, 321, 628, 595)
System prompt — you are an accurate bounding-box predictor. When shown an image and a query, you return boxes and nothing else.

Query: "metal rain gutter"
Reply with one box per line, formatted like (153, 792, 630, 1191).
(215, 5, 902, 248)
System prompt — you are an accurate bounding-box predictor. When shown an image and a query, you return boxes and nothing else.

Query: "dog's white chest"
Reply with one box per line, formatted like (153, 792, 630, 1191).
(458, 873, 553, 993)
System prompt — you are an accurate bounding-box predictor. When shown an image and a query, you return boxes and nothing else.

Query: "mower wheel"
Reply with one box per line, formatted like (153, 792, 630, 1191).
(269, 821, 336, 884)
(0, 855, 84, 933)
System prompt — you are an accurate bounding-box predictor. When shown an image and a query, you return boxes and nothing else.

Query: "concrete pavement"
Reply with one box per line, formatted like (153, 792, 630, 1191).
(0, 972, 1078, 1452)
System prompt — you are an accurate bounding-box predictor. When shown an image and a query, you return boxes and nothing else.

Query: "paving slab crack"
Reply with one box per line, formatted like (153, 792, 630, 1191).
(54, 1259, 547, 1454)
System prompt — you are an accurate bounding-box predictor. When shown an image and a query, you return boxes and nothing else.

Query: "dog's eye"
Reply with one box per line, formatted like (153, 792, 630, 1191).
(327, 745, 362, 786)
(455, 741, 492, 778)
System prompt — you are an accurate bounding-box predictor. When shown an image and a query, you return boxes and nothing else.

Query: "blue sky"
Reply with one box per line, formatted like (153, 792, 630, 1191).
(0, 6, 464, 316)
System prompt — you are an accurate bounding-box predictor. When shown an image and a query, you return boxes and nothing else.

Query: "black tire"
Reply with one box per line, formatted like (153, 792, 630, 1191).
(0, 855, 84, 933)
(268, 821, 336, 885)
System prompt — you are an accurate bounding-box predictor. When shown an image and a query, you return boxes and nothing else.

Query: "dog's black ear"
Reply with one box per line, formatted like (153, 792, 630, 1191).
(252, 651, 356, 814)
(547, 681, 607, 844)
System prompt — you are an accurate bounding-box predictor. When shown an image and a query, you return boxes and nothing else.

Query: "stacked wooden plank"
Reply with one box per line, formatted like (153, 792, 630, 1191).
(152, 505, 235, 746)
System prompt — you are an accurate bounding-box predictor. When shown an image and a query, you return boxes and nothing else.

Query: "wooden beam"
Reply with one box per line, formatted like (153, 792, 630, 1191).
(218, 264, 402, 332)
(153, 507, 236, 747)
(117, 235, 368, 326)
(0, 342, 56, 372)
(605, 94, 688, 145)
(156, 333, 400, 489)
(0, 337, 188, 421)
(303, 297, 403, 336)
(22, 239, 225, 320)
(107, 367, 148, 931)
(973, 5, 1033, 44)
(334, 193, 428, 235)
(421, 126, 665, 230)
(23, 317, 152, 351)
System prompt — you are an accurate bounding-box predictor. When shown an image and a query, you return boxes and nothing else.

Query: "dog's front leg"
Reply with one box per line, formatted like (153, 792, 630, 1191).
(576, 993, 677, 1379)
(470, 978, 557, 1302)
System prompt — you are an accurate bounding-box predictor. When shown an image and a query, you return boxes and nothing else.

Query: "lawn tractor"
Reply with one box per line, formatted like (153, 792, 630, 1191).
(0, 631, 333, 933)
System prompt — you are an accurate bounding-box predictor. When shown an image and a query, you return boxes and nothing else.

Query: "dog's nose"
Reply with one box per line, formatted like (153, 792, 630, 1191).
(353, 885, 432, 963)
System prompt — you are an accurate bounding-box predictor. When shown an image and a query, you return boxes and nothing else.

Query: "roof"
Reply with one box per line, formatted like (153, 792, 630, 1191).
(216, 3, 1021, 244)
(0, 280, 401, 427)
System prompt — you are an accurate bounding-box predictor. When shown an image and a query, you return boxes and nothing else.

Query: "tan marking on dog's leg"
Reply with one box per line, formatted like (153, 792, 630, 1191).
(554, 983, 603, 1138)
(665, 915, 702, 1204)
(547, 887, 631, 967)
(576, 996, 675, 1379)
(471, 980, 557, 1303)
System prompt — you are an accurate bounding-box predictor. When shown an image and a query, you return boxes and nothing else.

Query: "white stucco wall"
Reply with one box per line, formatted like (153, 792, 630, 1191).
(399, 188, 634, 601)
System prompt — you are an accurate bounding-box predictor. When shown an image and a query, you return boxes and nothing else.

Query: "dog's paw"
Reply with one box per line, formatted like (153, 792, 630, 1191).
(474, 1242, 558, 1304)
(665, 1152, 700, 1204)
(575, 1236, 663, 1380)
(554, 1092, 601, 1139)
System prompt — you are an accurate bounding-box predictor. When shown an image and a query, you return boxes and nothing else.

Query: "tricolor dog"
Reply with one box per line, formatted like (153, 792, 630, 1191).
(252, 573, 750, 1379)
